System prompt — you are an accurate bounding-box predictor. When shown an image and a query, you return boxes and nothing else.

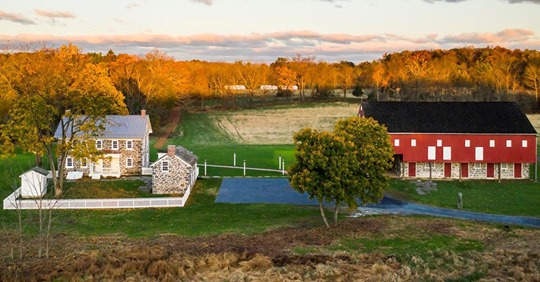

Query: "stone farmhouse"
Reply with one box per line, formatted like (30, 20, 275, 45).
(361, 102, 537, 180)
(151, 145, 199, 194)
(54, 110, 153, 179)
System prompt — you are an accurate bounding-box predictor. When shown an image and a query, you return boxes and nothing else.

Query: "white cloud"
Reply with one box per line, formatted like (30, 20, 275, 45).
(191, 0, 214, 5)
(0, 9, 35, 25)
(34, 9, 75, 19)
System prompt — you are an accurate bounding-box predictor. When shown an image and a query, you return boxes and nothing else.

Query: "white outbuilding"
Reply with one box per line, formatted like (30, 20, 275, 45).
(20, 167, 50, 198)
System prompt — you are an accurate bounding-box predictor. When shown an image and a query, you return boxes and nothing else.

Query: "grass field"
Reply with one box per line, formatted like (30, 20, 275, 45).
(387, 179, 540, 217)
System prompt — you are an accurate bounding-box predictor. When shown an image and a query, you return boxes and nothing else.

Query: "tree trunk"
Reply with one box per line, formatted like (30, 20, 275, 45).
(333, 200, 340, 226)
(319, 201, 330, 228)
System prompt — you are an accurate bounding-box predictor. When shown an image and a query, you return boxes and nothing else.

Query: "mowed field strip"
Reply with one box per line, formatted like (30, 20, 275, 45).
(210, 103, 360, 144)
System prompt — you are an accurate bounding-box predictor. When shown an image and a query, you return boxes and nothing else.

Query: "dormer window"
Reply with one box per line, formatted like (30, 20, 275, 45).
(96, 140, 103, 150)
(112, 140, 119, 150)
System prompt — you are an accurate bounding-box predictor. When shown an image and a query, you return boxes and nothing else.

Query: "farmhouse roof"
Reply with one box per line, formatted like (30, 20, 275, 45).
(362, 102, 536, 134)
(152, 145, 198, 167)
(53, 114, 152, 139)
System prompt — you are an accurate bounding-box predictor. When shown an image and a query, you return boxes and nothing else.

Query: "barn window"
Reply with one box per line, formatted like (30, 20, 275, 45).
(437, 140, 442, 147)
(522, 140, 528, 148)
(126, 158, 133, 168)
(126, 140, 133, 150)
(112, 140, 119, 150)
(411, 139, 416, 147)
(465, 140, 470, 147)
(428, 146, 436, 160)
(506, 140, 512, 148)
(394, 139, 400, 147)
(475, 147, 484, 161)
(489, 140, 495, 147)
(162, 161, 169, 172)
(96, 140, 103, 150)
(443, 147, 451, 161)
(66, 157, 74, 168)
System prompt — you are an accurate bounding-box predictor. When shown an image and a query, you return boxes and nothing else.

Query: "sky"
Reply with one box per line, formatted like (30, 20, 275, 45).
(0, 0, 539, 63)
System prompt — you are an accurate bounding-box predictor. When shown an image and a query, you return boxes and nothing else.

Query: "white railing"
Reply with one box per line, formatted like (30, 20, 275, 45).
(3, 185, 192, 210)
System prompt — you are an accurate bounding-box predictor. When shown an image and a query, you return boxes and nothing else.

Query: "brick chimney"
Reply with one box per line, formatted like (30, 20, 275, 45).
(141, 109, 146, 117)
(167, 145, 176, 157)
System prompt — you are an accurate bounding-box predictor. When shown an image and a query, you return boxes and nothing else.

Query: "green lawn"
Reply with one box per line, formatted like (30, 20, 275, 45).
(387, 178, 540, 217)
(1, 178, 321, 237)
(62, 180, 169, 199)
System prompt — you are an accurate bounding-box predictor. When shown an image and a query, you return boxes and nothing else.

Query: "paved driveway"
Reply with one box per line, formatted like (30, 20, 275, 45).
(216, 178, 540, 228)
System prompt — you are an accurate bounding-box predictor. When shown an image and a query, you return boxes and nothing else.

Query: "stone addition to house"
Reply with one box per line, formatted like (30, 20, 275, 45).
(151, 145, 199, 195)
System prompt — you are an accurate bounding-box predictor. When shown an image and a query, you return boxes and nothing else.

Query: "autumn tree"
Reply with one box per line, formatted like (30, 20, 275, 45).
(0, 45, 127, 197)
(524, 57, 540, 107)
(289, 117, 394, 228)
(336, 61, 357, 98)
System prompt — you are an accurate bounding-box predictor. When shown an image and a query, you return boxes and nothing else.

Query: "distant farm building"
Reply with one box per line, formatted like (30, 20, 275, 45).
(361, 102, 537, 180)
(260, 85, 279, 90)
(151, 145, 199, 195)
(225, 85, 247, 91)
(20, 167, 50, 198)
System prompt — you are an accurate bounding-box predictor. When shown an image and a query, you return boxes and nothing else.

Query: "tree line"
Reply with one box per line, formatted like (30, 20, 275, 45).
(1, 44, 540, 131)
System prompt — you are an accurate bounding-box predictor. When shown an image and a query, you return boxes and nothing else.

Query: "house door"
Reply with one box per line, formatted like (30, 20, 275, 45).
(461, 163, 469, 178)
(514, 163, 522, 178)
(487, 163, 495, 178)
(110, 155, 120, 177)
(444, 163, 451, 178)
(408, 162, 416, 177)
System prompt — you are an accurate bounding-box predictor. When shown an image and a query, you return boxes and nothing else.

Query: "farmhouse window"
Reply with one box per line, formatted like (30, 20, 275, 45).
(475, 147, 484, 161)
(428, 146, 436, 160)
(394, 139, 400, 147)
(81, 158, 88, 168)
(66, 157, 74, 168)
(489, 140, 495, 147)
(162, 161, 169, 172)
(112, 140, 119, 150)
(465, 140, 470, 147)
(411, 139, 416, 147)
(437, 140, 442, 147)
(96, 140, 103, 150)
(443, 147, 451, 161)
(126, 158, 133, 168)
(126, 140, 133, 150)
(506, 140, 512, 148)
(522, 140, 528, 148)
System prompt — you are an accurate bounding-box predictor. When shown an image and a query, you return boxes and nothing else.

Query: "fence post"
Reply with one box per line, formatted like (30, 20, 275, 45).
(243, 160, 246, 176)
(234, 152, 237, 167)
(278, 155, 282, 170)
(204, 160, 207, 176)
(282, 160, 285, 175)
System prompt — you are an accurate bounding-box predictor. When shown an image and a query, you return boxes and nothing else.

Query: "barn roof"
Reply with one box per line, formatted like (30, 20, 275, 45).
(362, 102, 536, 134)
(54, 114, 152, 139)
(21, 167, 49, 177)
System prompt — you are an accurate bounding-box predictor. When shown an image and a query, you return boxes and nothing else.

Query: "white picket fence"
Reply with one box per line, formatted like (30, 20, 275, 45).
(3, 185, 192, 210)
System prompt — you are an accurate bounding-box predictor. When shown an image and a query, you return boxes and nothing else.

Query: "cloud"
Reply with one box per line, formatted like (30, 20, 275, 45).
(442, 29, 534, 44)
(1, 29, 537, 63)
(125, 3, 139, 9)
(191, 0, 214, 5)
(0, 9, 35, 25)
(423, 0, 540, 3)
(34, 9, 75, 19)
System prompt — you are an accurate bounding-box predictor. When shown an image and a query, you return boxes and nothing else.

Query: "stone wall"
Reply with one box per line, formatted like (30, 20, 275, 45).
(63, 138, 144, 177)
(402, 162, 530, 180)
(152, 156, 195, 195)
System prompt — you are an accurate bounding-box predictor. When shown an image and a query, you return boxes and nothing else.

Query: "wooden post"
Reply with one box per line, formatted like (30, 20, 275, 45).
(233, 153, 236, 167)
(457, 192, 463, 209)
(429, 162, 432, 180)
(282, 160, 285, 175)
(243, 160, 246, 176)
(278, 155, 282, 170)
(498, 163, 501, 183)
(204, 160, 207, 176)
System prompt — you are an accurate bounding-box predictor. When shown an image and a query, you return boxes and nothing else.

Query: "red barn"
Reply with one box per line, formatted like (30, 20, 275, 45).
(361, 102, 537, 180)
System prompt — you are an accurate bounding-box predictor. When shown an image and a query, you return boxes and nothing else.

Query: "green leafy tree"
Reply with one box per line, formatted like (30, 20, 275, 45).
(289, 117, 394, 228)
